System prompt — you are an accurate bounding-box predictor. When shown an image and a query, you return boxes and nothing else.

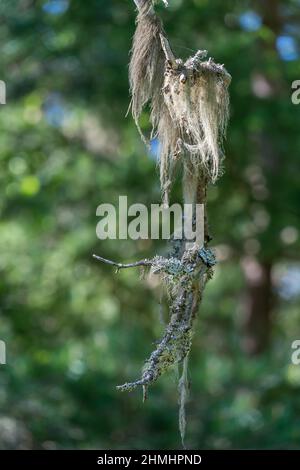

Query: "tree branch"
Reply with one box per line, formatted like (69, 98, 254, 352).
(93, 254, 151, 270)
(159, 33, 177, 67)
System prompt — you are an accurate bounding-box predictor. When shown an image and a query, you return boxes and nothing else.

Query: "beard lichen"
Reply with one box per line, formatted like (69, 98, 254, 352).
(130, 2, 230, 205)
(95, 0, 231, 446)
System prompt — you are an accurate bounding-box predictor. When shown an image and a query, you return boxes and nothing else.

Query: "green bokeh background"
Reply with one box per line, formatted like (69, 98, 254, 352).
(0, 0, 300, 449)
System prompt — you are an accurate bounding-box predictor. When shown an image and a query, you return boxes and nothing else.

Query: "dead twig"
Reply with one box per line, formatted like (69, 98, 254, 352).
(93, 254, 151, 270)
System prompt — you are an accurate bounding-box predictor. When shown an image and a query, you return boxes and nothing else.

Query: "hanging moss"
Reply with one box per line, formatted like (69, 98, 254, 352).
(96, 0, 231, 446)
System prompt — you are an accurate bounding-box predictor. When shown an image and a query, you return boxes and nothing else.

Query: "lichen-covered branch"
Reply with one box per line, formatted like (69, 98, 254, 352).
(95, 243, 216, 393)
(94, 0, 231, 445)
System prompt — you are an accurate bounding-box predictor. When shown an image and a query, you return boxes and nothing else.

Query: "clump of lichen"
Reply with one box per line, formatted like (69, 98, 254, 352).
(113, 0, 230, 447)
(130, 1, 231, 205)
(116, 246, 215, 393)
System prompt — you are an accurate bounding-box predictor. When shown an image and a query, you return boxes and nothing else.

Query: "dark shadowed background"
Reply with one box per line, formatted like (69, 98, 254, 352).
(0, 0, 300, 449)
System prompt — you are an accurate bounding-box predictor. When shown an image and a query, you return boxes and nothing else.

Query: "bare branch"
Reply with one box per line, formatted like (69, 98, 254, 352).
(93, 254, 151, 270)
(159, 33, 177, 67)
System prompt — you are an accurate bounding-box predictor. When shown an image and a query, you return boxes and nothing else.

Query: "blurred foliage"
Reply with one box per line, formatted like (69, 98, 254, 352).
(0, 0, 300, 450)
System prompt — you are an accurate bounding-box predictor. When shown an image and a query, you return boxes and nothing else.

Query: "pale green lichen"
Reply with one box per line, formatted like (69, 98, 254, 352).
(117, 248, 214, 394)
(178, 354, 190, 448)
(117, 0, 230, 446)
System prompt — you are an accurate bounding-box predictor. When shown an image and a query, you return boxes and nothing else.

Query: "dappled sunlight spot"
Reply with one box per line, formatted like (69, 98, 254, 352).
(42, 0, 69, 16)
(275, 264, 300, 300)
(241, 256, 266, 284)
(8, 157, 27, 176)
(56, 207, 76, 228)
(79, 115, 120, 156)
(51, 30, 76, 49)
(43, 93, 69, 128)
(276, 35, 299, 62)
(239, 11, 262, 32)
(0, 417, 32, 450)
(214, 244, 232, 262)
(251, 73, 273, 99)
(280, 226, 298, 245)
(99, 298, 120, 323)
(19, 175, 40, 196)
(23, 105, 42, 125)
(68, 359, 86, 380)
(23, 92, 43, 110)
